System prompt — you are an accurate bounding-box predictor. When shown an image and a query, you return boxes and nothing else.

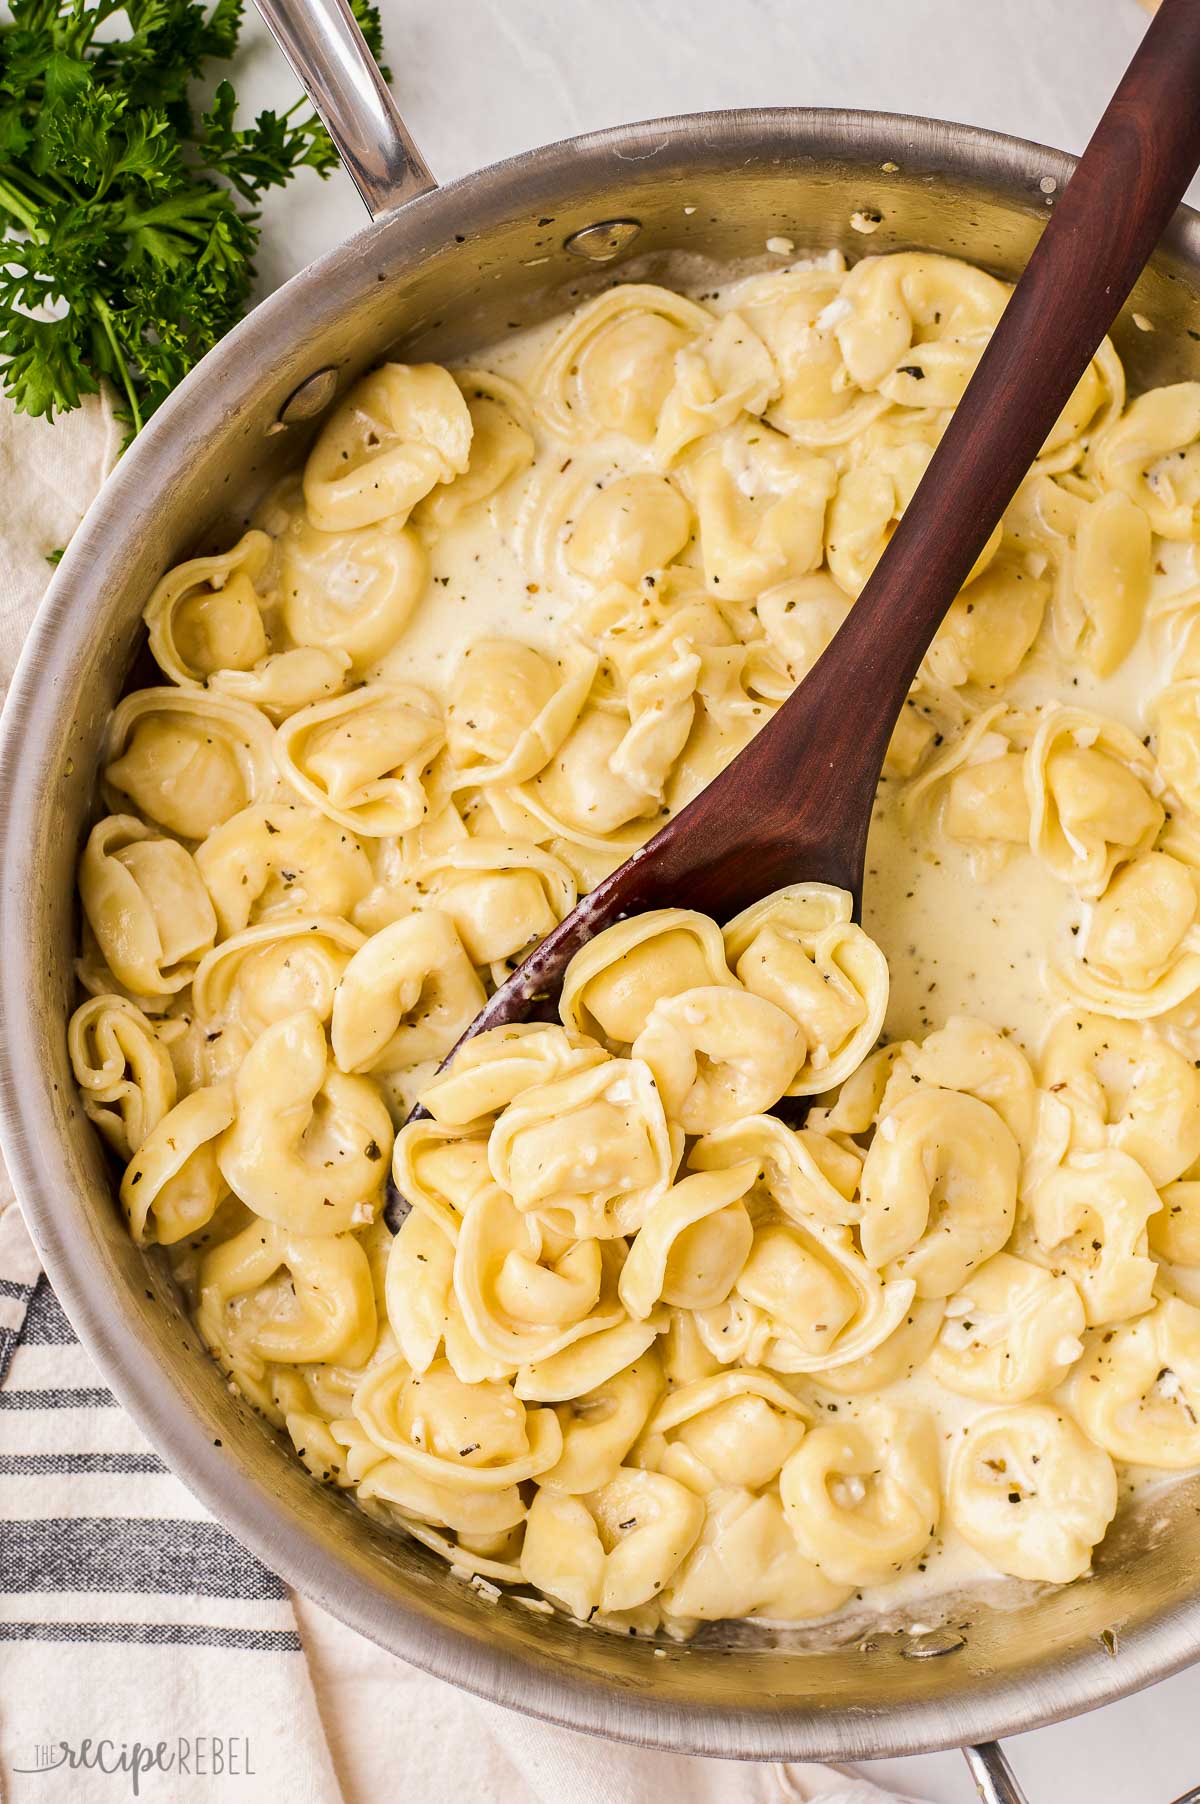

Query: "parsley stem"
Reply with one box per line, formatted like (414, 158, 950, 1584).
(0, 176, 42, 238)
(91, 293, 142, 436)
(0, 162, 64, 213)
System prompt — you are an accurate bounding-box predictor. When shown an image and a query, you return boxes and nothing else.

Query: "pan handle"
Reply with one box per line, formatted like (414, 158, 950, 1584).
(250, 0, 437, 217)
(965, 1741, 1200, 1801)
(963, 1743, 1029, 1803)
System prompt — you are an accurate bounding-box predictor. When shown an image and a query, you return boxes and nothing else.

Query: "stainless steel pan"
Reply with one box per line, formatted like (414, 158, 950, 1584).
(4, 4, 1200, 1797)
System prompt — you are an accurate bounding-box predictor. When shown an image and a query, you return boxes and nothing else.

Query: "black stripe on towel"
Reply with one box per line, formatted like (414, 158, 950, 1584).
(0, 1277, 35, 1301)
(0, 1453, 168, 1476)
(0, 1518, 286, 1601)
(19, 1279, 78, 1346)
(0, 1387, 117, 1411)
(0, 1621, 301, 1652)
(0, 1323, 16, 1389)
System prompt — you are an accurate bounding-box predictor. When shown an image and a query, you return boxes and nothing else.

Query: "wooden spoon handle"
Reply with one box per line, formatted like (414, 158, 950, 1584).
(803, 0, 1200, 781)
(661, 0, 1200, 917)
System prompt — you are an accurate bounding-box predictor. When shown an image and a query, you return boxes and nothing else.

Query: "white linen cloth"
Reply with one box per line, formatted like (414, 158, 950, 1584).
(0, 389, 931, 1804)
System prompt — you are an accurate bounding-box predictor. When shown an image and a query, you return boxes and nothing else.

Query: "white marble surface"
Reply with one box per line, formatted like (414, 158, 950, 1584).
(237, 2, 1199, 1799)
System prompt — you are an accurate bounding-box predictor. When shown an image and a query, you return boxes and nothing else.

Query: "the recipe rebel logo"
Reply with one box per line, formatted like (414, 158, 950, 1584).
(13, 1736, 256, 1795)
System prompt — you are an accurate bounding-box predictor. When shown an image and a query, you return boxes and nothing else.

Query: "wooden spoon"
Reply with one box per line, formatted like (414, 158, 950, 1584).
(395, 0, 1200, 1164)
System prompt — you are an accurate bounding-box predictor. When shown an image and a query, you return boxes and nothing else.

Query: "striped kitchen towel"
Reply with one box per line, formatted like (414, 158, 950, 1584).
(0, 1196, 344, 1804)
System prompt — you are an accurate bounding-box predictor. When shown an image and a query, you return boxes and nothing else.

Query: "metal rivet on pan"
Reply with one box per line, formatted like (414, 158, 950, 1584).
(277, 366, 339, 425)
(900, 1629, 967, 1659)
(564, 219, 643, 261)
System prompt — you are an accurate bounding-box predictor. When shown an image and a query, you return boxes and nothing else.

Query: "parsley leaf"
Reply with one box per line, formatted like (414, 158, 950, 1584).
(0, 0, 386, 438)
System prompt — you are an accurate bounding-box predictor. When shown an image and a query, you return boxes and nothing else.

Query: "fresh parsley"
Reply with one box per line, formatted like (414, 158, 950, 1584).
(0, 0, 386, 435)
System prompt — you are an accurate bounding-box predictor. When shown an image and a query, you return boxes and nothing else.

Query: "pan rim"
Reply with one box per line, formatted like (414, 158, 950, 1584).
(3, 103, 1200, 1762)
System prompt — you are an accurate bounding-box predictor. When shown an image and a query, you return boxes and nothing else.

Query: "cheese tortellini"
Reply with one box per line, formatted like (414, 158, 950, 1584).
(72, 253, 1200, 1643)
(859, 1089, 1020, 1297)
(928, 1254, 1085, 1402)
(303, 364, 472, 532)
(275, 683, 444, 836)
(1026, 709, 1163, 897)
(142, 529, 353, 713)
(68, 995, 177, 1158)
(217, 1010, 393, 1235)
(780, 1407, 940, 1586)
(1073, 1298, 1200, 1468)
(103, 680, 280, 838)
(194, 802, 373, 936)
(280, 511, 427, 672)
(79, 816, 217, 998)
(723, 883, 889, 1092)
(948, 1405, 1117, 1583)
